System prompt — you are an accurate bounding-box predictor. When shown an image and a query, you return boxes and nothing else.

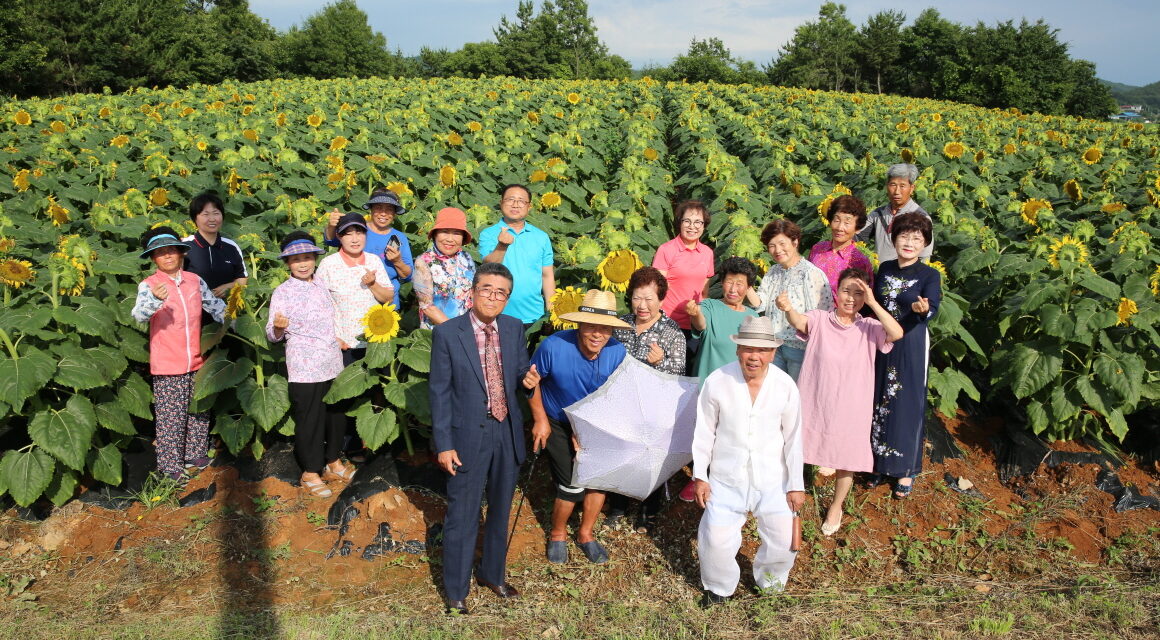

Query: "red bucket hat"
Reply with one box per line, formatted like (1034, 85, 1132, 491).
(428, 207, 473, 244)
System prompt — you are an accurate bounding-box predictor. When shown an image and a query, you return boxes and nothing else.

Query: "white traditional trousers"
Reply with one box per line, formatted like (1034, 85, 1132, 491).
(698, 479, 797, 597)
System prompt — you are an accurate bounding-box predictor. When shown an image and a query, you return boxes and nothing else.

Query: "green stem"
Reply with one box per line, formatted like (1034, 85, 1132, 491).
(0, 327, 18, 360)
(401, 414, 414, 457)
(50, 271, 60, 309)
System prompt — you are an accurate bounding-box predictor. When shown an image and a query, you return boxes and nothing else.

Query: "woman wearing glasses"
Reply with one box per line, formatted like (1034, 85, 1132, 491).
(652, 200, 715, 371)
(414, 207, 478, 329)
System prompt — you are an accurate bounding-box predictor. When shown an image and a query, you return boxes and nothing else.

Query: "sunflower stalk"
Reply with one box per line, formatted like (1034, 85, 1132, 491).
(0, 327, 19, 360)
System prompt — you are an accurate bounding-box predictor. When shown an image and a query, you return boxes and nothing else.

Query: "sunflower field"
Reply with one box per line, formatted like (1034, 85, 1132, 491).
(0, 77, 1157, 507)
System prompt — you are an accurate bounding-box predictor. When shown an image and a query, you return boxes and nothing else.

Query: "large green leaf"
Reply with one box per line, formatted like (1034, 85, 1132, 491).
(323, 362, 374, 403)
(1092, 350, 1144, 407)
(54, 343, 106, 390)
(350, 402, 398, 451)
(116, 372, 154, 420)
(53, 299, 116, 337)
(237, 374, 290, 432)
(1006, 343, 1063, 399)
(1077, 272, 1120, 301)
(364, 340, 397, 369)
(29, 394, 98, 471)
(927, 366, 980, 418)
(193, 353, 254, 400)
(1025, 399, 1049, 436)
(0, 308, 54, 334)
(397, 331, 432, 373)
(87, 345, 129, 381)
(117, 326, 150, 363)
(0, 448, 55, 507)
(0, 347, 57, 412)
(1038, 304, 1075, 339)
(45, 467, 80, 506)
(95, 401, 136, 435)
(87, 444, 123, 485)
(212, 414, 255, 455)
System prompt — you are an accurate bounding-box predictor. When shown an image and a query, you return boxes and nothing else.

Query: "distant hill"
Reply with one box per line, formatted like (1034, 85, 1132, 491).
(1102, 79, 1160, 116)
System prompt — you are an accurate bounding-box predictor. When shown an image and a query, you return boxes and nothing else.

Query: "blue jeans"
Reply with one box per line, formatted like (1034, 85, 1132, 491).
(773, 345, 805, 382)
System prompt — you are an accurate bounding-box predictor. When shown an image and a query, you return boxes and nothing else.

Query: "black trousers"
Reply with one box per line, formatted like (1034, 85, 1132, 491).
(288, 380, 345, 474)
(545, 417, 587, 503)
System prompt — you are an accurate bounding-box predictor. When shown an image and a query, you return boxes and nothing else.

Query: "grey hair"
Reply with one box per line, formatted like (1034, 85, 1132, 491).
(886, 163, 918, 184)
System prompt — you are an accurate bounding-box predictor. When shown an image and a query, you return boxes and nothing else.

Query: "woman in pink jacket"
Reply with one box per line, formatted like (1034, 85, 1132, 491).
(131, 227, 225, 483)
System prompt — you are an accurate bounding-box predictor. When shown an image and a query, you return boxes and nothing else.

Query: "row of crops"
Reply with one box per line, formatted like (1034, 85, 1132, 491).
(0, 77, 1156, 507)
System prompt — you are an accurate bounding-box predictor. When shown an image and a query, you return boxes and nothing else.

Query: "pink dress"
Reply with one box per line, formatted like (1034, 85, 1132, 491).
(797, 309, 893, 472)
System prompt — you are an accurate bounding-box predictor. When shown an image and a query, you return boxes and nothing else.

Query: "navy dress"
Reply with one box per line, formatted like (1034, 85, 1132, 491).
(870, 260, 942, 478)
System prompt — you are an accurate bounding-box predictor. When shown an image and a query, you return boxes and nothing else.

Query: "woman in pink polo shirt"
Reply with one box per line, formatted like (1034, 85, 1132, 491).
(131, 227, 226, 483)
(652, 200, 714, 372)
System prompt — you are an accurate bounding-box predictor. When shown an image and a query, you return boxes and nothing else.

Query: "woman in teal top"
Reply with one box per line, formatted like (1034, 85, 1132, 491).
(685, 257, 760, 380)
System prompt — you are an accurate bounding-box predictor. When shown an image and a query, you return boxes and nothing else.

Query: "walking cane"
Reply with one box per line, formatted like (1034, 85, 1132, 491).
(506, 449, 541, 555)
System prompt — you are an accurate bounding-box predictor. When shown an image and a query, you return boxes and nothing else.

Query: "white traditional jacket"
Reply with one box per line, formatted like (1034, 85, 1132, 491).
(692, 361, 804, 493)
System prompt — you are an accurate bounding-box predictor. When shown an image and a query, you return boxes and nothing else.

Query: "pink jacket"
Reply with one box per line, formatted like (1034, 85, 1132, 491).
(132, 270, 224, 375)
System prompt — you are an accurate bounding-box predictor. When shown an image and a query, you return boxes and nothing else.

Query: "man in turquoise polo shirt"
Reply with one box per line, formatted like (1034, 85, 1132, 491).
(479, 184, 555, 328)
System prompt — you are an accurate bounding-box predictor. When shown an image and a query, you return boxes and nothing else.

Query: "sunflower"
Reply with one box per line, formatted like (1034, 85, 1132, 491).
(1047, 235, 1089, 269)
(439, 165, 457, 188)
(383, 181, 411, 198)
(224, 284, 246, 321)
(643, 147, 658, 162)
(241, 105, 253, 116)
(110, 135, 129, 148)
(242, 129, 258, 142)
(929, 260, 948, 283)
(181, 106, 195, 117)
(1003, 143, 1017, 155)
(98, 107, 111, 118)
(896, 121, 910, 132)
(0, 237, 13, 253)
(943, 141, 965, 159)
(1150, 265, 1160, 297)
(567, 92, 581, 105)
(900, 148, 915, 163)
(448, 132, 464, 146)
(540, 192, 562, 208)
(753, 257, 769, 277)
(527, 111, 540, 123)
(50, 121, 67, 134)
(549, 286, 586, 329)
(1020, 199, 1051, 227)
(784, 142, 796, 153)
(1063, 178, 1082, 201)
(931, 113, 943, 122)
(149, 188, 169, 207)
(13, 110, 31, 126)
(974, 150, 986, 163)
(855, 241, 879, 271)
(485, 90, 498, 100)
(47, 197, 70, 226)
(51, 253, 85, 296)
(1116, 298, 1138, 326)
(597, 249, 642, 292)
(362, 303, 401, 343)
(529, 169, 548, 183)
(307, 114, 323, 127)
(196, 140, 208, 152)
(546, 158, 565, 169)
(1101, 202, 1126, 214)
(467, 121, 482, 132)
(276, 112, 287, 127)
(13, 169, 31, 192)
(0, 258, 35, 288)
(1082, 147, 1102, 165)
(1121, 137, 1132, 148)
(330, 136, 348, 151)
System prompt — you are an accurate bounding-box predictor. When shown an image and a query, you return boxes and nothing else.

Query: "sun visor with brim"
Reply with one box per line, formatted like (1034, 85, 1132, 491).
(139, 233, 190, 258)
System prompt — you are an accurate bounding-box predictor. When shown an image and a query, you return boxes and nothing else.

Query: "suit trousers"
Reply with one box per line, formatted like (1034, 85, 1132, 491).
(442, 415, 520, 601)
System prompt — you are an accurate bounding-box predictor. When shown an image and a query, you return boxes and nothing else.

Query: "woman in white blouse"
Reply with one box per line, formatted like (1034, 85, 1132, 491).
(753, 219, 833, 382)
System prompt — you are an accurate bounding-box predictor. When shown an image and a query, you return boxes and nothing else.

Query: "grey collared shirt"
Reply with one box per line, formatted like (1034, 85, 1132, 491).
(856, 199, 933, 262)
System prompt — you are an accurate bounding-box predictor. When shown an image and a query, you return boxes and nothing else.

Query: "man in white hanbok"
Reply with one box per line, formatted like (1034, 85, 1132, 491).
(692, 315, 805, 605)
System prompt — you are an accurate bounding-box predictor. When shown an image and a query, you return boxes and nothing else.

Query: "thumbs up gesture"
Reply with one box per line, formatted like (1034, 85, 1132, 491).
(522, 364, 541, 389)
(273, 312, 289, 330)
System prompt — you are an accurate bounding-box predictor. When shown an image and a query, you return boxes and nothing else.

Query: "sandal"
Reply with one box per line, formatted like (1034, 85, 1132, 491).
(323, 465, 356, 483)
(302, 479, 332, 498)
(864, 473, 885, 489)
(546, 539, 568, 564)
(893, 476, 915, 500)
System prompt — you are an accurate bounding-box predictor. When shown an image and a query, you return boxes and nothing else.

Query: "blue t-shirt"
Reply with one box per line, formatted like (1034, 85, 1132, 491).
(478, 220, 553, 324)
(531, 330, 626, 423)
(326, 227, 413, 309)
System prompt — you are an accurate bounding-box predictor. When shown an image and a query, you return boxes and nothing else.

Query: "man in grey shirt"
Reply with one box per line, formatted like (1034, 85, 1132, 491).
(857, 163, 933, 262)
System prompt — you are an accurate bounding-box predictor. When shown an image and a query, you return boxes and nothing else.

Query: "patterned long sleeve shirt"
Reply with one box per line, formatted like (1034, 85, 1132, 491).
(755, 258, 834, 350)
(613, 311, 686, 375)
(266, 275, 345, 384)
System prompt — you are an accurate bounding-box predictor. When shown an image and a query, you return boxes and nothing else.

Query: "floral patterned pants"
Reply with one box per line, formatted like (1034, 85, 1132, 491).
(152, 372, 209, 477)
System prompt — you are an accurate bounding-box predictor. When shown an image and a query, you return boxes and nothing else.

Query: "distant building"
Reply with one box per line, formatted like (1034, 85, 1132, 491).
(1119, 105, 1144, 113)
(1110, 111, 1143, 120)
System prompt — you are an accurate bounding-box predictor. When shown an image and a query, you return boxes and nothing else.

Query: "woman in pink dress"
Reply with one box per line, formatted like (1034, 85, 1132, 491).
(778, 268, 903, 536)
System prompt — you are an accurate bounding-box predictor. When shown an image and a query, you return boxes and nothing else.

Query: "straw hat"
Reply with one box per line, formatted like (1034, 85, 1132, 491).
(730, 316, 784, 348)
(428, 207, 473, 244)
(559, 289, 632, 328)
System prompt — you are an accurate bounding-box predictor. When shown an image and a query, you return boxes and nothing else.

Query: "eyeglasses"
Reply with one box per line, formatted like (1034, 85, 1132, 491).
(502, 198, 529, 206)
(630, 296, 658, 304)
(680, 219, 705, 228)
(475, 287, 510, 301)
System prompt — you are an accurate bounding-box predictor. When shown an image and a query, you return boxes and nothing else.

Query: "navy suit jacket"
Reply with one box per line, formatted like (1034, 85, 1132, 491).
(429, 312, 529, 468)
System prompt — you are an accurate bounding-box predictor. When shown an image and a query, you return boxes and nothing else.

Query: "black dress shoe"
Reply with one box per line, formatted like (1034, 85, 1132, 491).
(446, 599, 469, 615)
(477, 578, 520, 599)
(701, 590, 729, 607)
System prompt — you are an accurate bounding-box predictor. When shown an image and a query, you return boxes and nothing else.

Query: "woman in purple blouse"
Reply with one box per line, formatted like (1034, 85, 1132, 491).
(809, 195, 875, 300)
(267, 231, 355, 497)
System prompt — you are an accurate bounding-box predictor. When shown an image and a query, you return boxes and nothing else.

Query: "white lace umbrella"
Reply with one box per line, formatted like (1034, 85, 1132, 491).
(564, 356, 700, 500)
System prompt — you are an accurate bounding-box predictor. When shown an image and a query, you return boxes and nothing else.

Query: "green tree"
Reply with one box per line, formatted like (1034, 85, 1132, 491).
(491, 0, 626, 79)
(857, 10, 905, 94)
(666, 37, 764, 84)
(897, 9, 966, 99)
(768, 2, 858, 91)
(0, 1, 49, 97)
(281, 0, 401, 79)
(1065, 60, 1118, 118)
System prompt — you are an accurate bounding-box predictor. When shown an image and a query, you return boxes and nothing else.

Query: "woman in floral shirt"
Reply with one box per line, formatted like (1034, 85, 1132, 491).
(413, 207, 475, 330)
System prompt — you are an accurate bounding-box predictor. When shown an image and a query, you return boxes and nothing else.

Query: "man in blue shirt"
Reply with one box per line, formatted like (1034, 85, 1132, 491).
(529, 290, 629, 565)
(324, 188, 413, 309)
(479, 184, 555, 327)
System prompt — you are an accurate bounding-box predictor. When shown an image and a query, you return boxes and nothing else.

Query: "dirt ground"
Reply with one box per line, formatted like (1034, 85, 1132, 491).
(1, 411, 1158, 630)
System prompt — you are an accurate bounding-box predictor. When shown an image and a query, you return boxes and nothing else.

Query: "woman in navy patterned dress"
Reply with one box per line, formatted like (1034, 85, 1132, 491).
(870, 213, 941, 498)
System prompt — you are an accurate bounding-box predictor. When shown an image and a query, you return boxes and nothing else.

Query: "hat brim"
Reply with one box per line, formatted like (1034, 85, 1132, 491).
(337, 221, 368, 234)
(559, 311, 632, 329)
(363, 200, 407, 215)
(279, 246, 325, 259)
(140, 242, 190, 258)
(730, 335, 784, 348)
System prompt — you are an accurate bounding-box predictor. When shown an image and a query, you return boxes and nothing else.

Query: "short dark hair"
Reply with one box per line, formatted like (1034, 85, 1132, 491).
(472, 261, 513, 288)
(836, 267, 871, 287)
(626, 266, 668, 302)
(280, 230, 316, 252)
(142, 225, 182, 249)
(674, 200, 711, 230)
(890, 212, 933, 246)
(188, 191, 224, 221)
(719, 256, 757, 288)
(827, 195, 867, 229)
(500, 184, 531, 202)
(759, 218, 802, 247)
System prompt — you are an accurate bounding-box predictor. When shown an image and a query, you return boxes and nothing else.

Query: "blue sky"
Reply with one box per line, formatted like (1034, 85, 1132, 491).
(251, 0, 1157, 86)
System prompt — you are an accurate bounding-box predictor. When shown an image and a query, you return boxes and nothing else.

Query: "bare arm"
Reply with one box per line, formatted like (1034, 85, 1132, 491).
(541, 265, 555, 316)
(775, 292, 808, 334)
(858, 279, 904, 342)
(528, 386, 551, 453)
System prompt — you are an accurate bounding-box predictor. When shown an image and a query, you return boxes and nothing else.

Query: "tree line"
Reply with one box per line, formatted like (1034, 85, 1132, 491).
(0, 0, 1117, 118)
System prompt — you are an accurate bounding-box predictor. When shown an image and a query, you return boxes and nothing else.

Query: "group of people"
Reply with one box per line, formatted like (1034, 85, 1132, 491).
(131, 162, 941, 612)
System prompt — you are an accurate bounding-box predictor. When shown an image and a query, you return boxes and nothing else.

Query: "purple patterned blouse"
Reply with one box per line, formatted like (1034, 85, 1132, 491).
(266, 275, 345, 384)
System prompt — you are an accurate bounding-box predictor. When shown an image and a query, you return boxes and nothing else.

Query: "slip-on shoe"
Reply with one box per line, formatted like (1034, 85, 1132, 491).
(445, 599, 469, 615)
(577, 539, 608, 564)
(477, 578, 520, 599)
(546, 539, 568, 564)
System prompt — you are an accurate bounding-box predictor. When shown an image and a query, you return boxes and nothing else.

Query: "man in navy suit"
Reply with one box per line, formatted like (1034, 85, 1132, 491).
(429, 262, 541, 615)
